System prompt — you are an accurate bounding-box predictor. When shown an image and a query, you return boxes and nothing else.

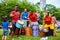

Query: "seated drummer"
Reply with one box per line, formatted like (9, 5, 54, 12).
(43, 11, 56, 36)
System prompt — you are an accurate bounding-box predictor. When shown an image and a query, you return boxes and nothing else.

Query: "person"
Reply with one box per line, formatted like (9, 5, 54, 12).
(43, 11, 56, 36)
(52, 14, 58, 36)
(10, 5, 21, 37)
(27, 11, 32, 27)
(9, 22, 12, 35)
(58, 20, 60, 29)
(28, 11, 38, 27)
(2, 16, 9, 40)
(52, 14, 58, 28)
(35, 11, 40, 28)
(28, 11, 39, 36)
(21, 8, 28, 27)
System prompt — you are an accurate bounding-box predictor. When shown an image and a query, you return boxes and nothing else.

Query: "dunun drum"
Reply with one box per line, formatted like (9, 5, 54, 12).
(25, 27, 32, 36)
(21, 27, 25, 35)
(32, 25, 39, 36)
(40, 30, 45, 37)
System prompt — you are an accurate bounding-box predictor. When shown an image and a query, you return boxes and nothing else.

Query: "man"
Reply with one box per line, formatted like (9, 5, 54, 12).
(10, 5, 21, 37)
(28, 11, 38, 27)
(28, 11, 39, 36)
(21, 8, 28, 27)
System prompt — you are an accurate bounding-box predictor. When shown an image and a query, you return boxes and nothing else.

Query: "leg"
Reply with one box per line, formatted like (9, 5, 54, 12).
(9, 28, 12, 35)
(53, 30, 57, 37)
(50, 24, 57, 36)
(2, 36, 5, 40)
(27, 21, 29, 27)
(12, 22, 16, 37)
(5, 36, 7, 40)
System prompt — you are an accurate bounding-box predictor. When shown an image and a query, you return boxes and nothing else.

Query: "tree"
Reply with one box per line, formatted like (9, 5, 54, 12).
(35, 2, 40, 9)
(44, 4, 56, 14)
(0, 0, 37, 22)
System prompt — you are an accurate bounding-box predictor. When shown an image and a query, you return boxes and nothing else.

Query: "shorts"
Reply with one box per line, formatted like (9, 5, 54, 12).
(44, 24, 54, 30)
(3, 30, 8, 36)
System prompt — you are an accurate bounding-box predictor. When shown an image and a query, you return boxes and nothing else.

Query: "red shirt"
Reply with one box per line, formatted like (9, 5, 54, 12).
(11, 11, 20, 22)
(43, 16, 52, 25)
(28, 13, 37, 22)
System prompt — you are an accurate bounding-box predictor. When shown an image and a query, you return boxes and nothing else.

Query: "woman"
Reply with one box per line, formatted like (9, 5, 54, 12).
(43, 11, 54, 36)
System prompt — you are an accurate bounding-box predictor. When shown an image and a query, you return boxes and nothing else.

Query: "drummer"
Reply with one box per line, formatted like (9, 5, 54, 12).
(43, 11, 54, 36)
(10, 5, 21, 37)
(28, 10, 38, 27)
(21, 8, 28, 27)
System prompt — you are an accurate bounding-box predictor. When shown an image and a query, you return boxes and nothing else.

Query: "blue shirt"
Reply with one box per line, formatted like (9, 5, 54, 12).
(2, 21, 9, 31)
(22, 12, 28, 20)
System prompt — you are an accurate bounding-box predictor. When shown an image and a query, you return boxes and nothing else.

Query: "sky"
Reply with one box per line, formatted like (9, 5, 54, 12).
(28, 0, 60, 8)
(0, 0, 60, 8)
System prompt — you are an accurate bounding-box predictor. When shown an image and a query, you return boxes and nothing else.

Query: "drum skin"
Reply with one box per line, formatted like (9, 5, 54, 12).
(32, 25, 39, 36)
(25, 27, 32, 36)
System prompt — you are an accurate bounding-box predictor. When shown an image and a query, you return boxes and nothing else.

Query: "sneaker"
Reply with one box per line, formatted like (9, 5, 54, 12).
(40, 37, 48, 40)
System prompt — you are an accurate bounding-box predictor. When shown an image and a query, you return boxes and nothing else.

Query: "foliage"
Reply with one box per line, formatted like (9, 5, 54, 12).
(35, 2, 40, 9)
(0, 0, 37, 22)
(45, 4, 60, 20)
(54, 8, 60, 20)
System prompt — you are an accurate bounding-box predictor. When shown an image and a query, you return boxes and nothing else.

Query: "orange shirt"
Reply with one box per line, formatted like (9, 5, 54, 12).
(43, 16, 52, 25)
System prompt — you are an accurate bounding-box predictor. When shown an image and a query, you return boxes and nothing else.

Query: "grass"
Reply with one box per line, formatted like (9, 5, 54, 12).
(0, 29, 60, 40)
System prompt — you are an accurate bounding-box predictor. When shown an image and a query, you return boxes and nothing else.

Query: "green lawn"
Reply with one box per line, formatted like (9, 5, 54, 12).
(0, 29, 60, 40)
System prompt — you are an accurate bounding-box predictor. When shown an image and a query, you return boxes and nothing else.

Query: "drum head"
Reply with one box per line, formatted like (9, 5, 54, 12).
(17, 20, 24, 24)
(16, 22, 22, 28)
(43, 29, 49, 32)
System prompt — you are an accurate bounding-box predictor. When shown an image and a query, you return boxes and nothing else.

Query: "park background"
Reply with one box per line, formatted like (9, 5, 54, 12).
(0, 0, 60, 40)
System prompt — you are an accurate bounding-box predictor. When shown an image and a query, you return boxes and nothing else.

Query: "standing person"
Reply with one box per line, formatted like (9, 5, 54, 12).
(28, 11, 38, 27)
(43, 11, 54, 36)
(10, 5, 21, 37)
(28, 11, 39, 36)
(52, 14, 57, 36)
(27, 11, 32, 27)
(9, 22, 12, 35)
(52, 14, 58, 28)
(35, 11, 40, 26)
(2, 16, 9, 40)
(21, 9, 28, 35)
(21, 8, 28, 27)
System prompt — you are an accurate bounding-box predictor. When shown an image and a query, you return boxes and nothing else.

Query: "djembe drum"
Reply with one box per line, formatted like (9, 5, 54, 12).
(32, 25, 39, 36)
(40, 29, 49, 37)
(25, 27, 32, 36)
(16, 20, 24, 35)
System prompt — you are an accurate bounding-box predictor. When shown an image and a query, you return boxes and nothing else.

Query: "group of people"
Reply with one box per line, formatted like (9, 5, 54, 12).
(1, 5, 58, 40)
(1, 5, 40, 40)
